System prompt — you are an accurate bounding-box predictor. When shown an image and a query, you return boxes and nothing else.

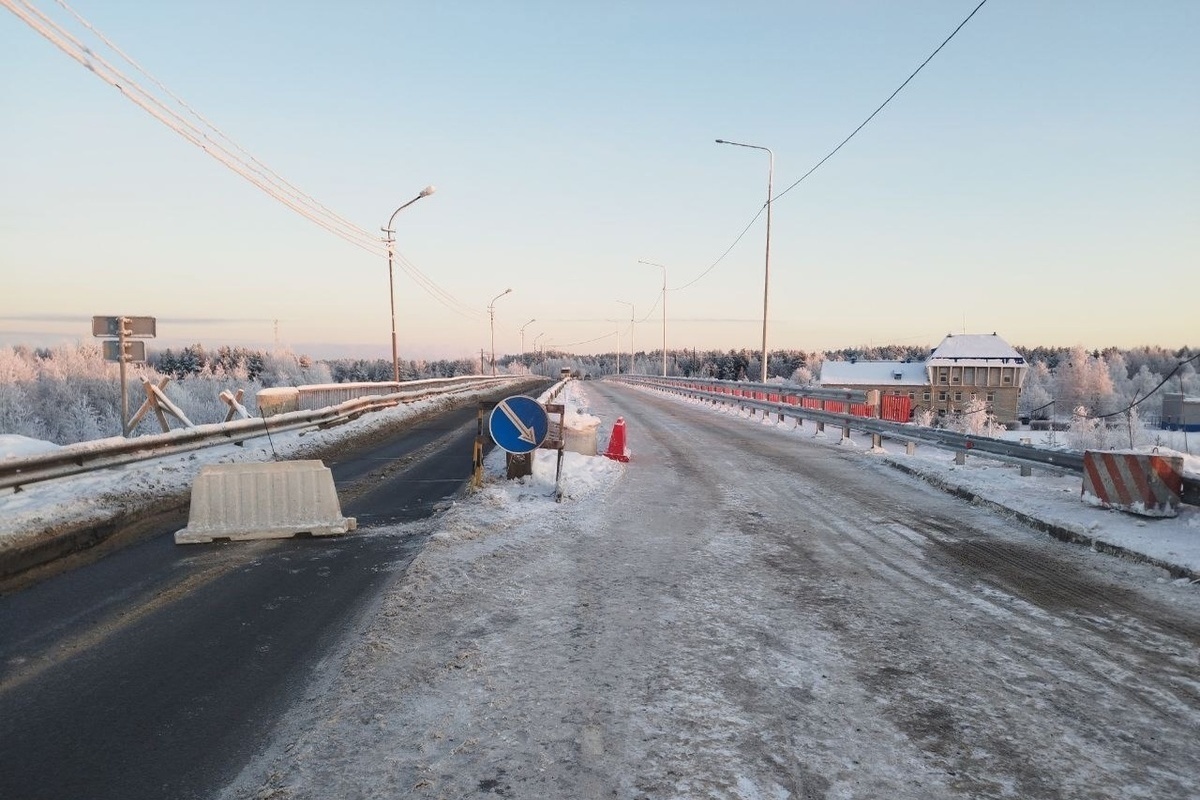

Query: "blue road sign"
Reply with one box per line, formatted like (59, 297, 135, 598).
(489, 396, 549, 454)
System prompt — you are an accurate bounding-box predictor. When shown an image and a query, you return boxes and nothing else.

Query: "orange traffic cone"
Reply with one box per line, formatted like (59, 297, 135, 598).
(604, 417, 630, 462)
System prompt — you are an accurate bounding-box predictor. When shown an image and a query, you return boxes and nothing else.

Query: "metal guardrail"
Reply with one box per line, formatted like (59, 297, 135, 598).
(612, 375, 1199, 506)
(0, 376, 522, 492)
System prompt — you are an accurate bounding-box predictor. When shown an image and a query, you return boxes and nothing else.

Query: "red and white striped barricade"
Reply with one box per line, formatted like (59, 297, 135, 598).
(1081, 449, 1184, 518)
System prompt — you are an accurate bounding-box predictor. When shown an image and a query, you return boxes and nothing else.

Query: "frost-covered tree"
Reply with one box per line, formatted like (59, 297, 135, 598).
(1019, 361, 1054, 419)
(1055, 345, 1115, 415)
(1065, 406, 1105, 451)
(944, 396, 1005, 436)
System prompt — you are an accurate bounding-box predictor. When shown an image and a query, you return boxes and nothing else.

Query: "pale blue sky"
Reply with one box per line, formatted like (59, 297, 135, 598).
(2, 1, 1196, 361)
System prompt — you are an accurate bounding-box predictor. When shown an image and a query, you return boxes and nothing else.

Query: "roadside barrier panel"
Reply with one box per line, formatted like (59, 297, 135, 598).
(175, 460, 356, 544)
(1081, 450, 1183, 518)
(881, 395, 912, 422)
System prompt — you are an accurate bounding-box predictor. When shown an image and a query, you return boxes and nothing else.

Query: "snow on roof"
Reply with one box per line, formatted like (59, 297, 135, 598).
(929, 333, 1023, 362)
(819, 360, 928, 386)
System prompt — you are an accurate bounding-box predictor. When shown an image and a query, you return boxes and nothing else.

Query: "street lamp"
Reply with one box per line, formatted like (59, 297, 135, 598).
(382, 184, 436, 383)
(638, 260, 668, 377)
(616, 300, 634, 374)
(520, 318, 536, 354)
(488, 288, 512, 376)
(716, 138, 774, 383)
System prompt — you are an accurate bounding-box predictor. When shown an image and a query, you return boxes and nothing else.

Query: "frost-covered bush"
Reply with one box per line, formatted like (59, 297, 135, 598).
(943, 397, 1007, 437)
(912, 407, 937, 427)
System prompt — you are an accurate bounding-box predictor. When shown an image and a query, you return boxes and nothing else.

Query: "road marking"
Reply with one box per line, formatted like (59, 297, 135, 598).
(498, 399, 538, 445)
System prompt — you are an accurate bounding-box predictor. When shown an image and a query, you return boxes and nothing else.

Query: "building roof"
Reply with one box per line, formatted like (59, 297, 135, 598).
(928, 333, 1024, 363)
(819, 360, 928, 386)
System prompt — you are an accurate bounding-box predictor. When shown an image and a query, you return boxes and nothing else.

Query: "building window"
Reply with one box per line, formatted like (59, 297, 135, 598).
(938, 368, 949, 384)
(938, 391, 948, 402)
(963, 367, 975, 385)
(923, 392, 931, 402)
(908, 392, 915, 400)
(986, 392, 995, 402)
(953, 392, 963, 402)
(1003, 374, 1012, 384)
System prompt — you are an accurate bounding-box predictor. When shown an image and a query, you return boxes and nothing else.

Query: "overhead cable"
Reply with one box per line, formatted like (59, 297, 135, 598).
(673, 0, 989, 292)
(6, 0, 483, 318)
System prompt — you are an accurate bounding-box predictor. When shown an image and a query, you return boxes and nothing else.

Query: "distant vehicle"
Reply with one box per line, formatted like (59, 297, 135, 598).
(560, 367, 572, 379)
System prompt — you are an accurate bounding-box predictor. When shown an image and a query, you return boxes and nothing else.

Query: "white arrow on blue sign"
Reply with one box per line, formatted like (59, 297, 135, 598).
(489, 396, 549, 454)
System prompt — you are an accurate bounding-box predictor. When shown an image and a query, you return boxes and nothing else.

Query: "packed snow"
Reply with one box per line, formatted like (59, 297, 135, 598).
(3, 378, 1199, 799)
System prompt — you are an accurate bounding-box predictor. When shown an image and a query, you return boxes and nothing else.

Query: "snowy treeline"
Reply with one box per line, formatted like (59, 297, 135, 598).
(0, 343, 483, 445)
(1, 341, 1195, 448)
(1017, 344, 1198, 420)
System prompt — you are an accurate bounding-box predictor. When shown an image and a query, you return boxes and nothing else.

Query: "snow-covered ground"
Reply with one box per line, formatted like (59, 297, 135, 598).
(211, 378, 1200, 799)
(4, 379, 1199, 798)
(5, 380, 1195, 576)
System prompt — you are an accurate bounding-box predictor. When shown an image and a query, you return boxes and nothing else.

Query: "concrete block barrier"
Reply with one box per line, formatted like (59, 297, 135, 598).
(175, 460, 356, 544)
(1081, 450, 1183, 518)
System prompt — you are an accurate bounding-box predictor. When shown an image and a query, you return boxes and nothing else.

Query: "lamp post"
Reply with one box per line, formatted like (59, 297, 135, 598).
(638, 260, 668, 377)
(382, 185, 436, 383)
(520, 318, 536, 354)
(616, 300, 634, 374)
(716, 138, 774, 383)
(488, 288, 512, 376)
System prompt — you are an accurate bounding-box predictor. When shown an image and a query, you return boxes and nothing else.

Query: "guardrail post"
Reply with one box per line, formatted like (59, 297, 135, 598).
(955, 451, 966, 465)
(871, 433, 882, 449)
(905, 441, 916, 456)
(841, 423, 851, 442)
(1019, 438, 1032, 476)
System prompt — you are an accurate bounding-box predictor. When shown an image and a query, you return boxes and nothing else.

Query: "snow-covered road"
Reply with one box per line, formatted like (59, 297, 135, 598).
(223, 380, 1200, 800)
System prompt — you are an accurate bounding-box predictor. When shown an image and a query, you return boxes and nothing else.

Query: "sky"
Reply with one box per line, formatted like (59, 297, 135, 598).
(3, 378, 1199, 796)
(1, 1, 1197, 362)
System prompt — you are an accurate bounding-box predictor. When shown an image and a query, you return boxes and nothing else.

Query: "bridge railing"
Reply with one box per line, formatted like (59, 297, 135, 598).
(611, 375, 1198, 506)
(0, 375, 523, 491)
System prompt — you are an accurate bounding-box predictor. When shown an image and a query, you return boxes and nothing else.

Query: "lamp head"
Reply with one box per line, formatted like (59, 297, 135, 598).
(715, 139, 726, 144)
(420, 185, 436, 197)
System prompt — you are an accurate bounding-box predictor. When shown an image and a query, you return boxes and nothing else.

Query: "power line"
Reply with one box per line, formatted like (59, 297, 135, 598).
(672, 0, 989, 293)
(773, 0, 989, 203)
(673, 206, 765, 291)
(5, 0, 483, 318)
(50, 0, 370, 245)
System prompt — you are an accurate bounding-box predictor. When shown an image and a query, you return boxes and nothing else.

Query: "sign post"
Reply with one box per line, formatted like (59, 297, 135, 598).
(93, 315, 156, 436)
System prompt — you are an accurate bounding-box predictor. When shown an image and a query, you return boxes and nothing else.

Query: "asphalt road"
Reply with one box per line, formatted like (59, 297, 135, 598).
(0, 400, 496, 800)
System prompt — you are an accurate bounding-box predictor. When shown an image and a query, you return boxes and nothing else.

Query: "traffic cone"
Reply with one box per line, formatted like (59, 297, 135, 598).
(604, 417, 630, 462)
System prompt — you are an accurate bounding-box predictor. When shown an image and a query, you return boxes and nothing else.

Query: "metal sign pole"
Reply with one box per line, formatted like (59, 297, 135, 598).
(118, 317, 130, 436)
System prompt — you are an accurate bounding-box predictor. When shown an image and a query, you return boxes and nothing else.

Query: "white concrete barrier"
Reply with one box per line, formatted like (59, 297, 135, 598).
(175, 460, 356, 544)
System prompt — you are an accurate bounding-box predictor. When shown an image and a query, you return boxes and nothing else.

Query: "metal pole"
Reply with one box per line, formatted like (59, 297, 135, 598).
(488, 289, 511, 377)
(605, 319, 622, 375)
(617, 301, 634, 374)
(118, 317, 129, 435)
(638, 260, 668, 377)
(385, 233, 399, 383)
(716, 139, 774, 382)
(520, 318, 536, 355)
(382, 185, 436, 383)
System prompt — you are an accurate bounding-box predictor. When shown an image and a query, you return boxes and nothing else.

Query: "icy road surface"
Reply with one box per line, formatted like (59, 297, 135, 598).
(225, 380, 1200, 800)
